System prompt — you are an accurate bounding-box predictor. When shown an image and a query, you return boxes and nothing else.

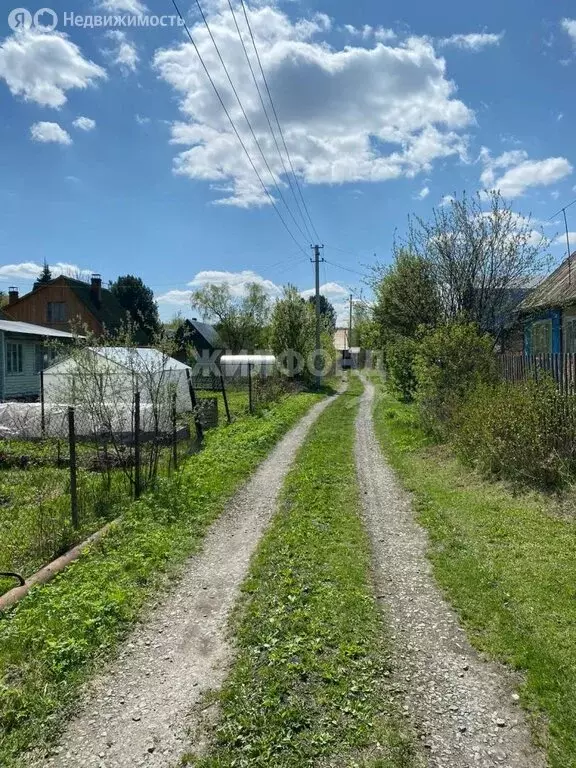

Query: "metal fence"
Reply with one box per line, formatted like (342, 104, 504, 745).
(0, 390, 200, 592)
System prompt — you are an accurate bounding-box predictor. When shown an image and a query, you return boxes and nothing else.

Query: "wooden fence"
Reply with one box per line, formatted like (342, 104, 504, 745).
(498, 353, 576, 394)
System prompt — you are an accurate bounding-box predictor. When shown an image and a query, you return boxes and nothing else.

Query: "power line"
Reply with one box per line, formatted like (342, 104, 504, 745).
(323, 258, 370, 278)
(550, 197, 576, 221)
(226, 0, 313, 244)
(239, 0, 321, 244)
(192, 0, 311, 246)
(550, 197, 576, 286)
(169, 0, 308, 257)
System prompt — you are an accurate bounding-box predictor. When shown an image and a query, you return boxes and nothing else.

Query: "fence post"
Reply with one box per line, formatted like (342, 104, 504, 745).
(185, 369, 204, 443)
(248, 362, 253, 414)
(134, 391, 141, 499)
(172, 391, 178, 471)
(68, 406, 79, 529)
(219, 369, 231, 424)
(40, 370, 45, 437)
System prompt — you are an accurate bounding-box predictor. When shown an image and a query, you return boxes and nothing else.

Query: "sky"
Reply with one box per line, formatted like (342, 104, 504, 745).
(1, 0, 576, 325)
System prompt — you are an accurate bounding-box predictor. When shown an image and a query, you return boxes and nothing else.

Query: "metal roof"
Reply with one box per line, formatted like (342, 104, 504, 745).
(92, 347, 191, 370)
(0, 319, 78, 338)
(519, 255, 576, 312)
(45, 346, 191, 373)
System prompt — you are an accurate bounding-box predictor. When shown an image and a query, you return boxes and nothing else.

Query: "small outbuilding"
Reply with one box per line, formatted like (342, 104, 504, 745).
(43, 347, 194, 413)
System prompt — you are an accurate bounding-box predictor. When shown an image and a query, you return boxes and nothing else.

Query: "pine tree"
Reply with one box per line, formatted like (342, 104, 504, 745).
(37, 261, 52, 284)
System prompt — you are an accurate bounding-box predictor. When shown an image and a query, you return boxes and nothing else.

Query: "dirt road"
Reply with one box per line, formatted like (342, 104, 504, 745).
(34, 393, 337, 768)
(355, 375, 545, 768)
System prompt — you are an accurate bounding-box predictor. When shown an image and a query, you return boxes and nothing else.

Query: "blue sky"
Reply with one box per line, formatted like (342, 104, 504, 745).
(1, 0, 575, 324)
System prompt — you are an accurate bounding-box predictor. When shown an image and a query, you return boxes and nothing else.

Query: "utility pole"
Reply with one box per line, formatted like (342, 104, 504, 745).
(348, 294, 353, 349)
(311, 244, 324, 388)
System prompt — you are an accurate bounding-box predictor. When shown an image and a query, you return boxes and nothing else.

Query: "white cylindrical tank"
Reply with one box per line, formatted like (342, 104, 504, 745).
(219, 355, 277, 377)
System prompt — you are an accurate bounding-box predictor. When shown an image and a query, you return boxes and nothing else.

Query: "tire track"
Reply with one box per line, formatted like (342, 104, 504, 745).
(355, 375, 545, 768)
(34, 393, 338, 768)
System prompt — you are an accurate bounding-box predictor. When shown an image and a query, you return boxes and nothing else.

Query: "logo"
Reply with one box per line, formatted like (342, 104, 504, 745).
(8, 7, 32, 30)
(34, 7, 57, 30)
(7, 7, 58, 31)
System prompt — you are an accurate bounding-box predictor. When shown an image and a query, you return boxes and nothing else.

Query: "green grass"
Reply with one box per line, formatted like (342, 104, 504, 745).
(0, 391, 322, 767)
(369, 372, 576, 768)
(191, 375, 420, 768)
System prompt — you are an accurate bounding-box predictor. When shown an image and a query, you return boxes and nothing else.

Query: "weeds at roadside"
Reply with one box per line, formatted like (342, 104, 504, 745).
(0, 392, 321, 767)
(369, 372, 576, 768)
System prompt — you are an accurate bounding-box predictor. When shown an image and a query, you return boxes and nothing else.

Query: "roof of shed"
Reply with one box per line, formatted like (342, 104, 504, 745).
(0, 319, 78, 338)
(186, 319, 224, 349)
(45, 347, 191, 373)
(519, 255, 576, 312)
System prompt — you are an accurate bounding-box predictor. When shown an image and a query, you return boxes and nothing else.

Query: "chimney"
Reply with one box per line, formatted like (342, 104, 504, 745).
(8, 286, 18, 304)
(90, 273, 102, 305)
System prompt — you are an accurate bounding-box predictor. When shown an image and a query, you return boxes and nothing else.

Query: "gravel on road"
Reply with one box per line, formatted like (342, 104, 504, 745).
(355, 376, 546, 768)
(33, 394, 337, 768)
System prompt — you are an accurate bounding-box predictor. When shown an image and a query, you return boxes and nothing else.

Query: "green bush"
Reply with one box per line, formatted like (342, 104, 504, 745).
(385, 335, 419, 401)
(413, 323, 497, 436)
(455, 376, 576, 488)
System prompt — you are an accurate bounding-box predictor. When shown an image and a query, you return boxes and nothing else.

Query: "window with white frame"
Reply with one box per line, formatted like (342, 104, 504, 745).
(531, 319, 552, 355)
(6, 342, 23, 374)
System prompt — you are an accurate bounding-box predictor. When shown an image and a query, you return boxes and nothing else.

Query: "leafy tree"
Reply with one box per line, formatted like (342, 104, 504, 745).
(270, 285, 313, 376)
(190, 282, 270, 352)
(307, 294, 336, 332)
(109, 275, 160, 342)
(370, 249, 441, 345)
(403, 190, 550, 336)
(0, 291, 8, 309)
(351, 301, 378, 349)
(37, 261, 52, 284)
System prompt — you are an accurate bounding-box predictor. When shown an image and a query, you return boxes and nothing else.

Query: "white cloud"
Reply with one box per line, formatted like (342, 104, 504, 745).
(99, 0, 148, 13)
(0, 28, 106, 108)
(301, 281, 348, 299)
(553, 232, 576, 248)
(30, 121, 72, 145)
(0, 261, 92, 281)
(156, 289, 193, 305)
(480, 147, 573, 197)
(415, 185, 430, 200)
(561, 18, 576, 48)
(374, 27, 397, 42)
(104, 31, 138, 73)
(136, 114, 151, 125)
(439, 194, 454, 206)
(439, 32, 504, 51)
(72, 116, 96, 131)
(153, 4, 473, 207)
(188, 269, 282, 297)
(343, 24, 396, 42)
(557, 112, 564, 121)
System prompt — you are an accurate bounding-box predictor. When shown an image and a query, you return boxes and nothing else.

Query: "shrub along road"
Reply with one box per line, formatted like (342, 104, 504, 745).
(360, 374, 546, 768)
(371, 372, 576, 768)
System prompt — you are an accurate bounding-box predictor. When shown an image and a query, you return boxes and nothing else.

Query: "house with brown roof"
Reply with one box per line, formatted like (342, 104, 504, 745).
(513, 254, 576, 355)
(4, 275, 125, 336)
